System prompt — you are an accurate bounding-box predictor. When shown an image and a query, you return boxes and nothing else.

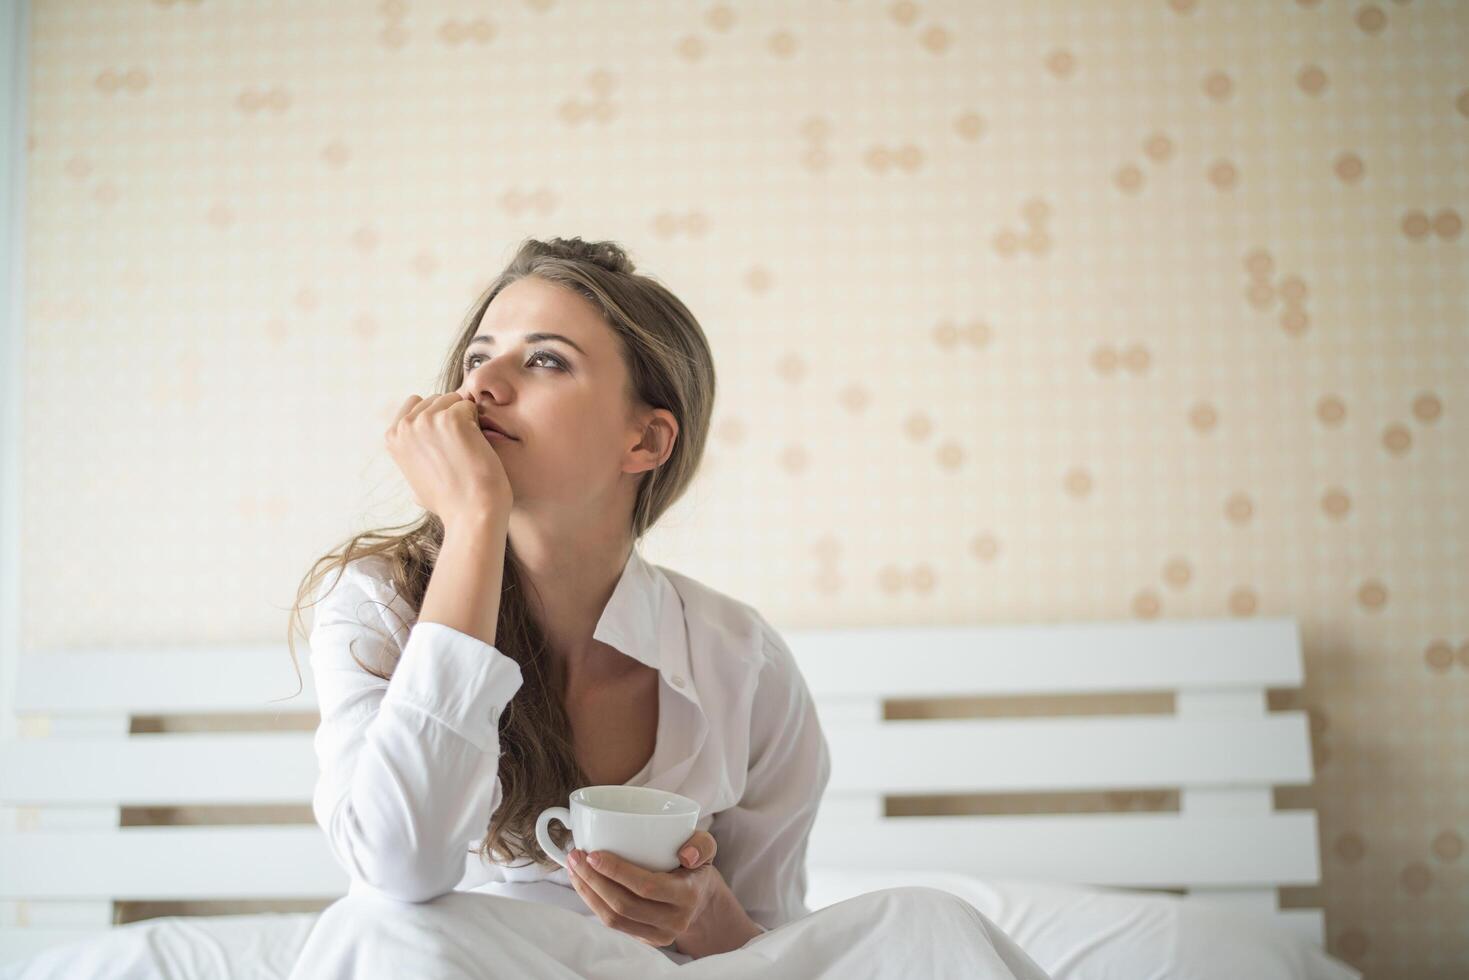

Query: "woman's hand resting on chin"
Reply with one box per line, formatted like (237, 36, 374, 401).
(385, 392, 513, 529)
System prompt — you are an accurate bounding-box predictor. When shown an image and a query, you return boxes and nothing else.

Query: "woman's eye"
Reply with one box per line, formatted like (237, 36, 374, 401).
(462, 350, 565, 372)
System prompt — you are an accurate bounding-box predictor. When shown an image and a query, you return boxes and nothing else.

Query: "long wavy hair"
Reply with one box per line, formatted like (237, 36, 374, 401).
(282, 236, 716, 869)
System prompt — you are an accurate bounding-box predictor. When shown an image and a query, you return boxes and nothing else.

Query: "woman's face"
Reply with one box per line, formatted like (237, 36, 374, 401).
(456, 276, 661, 514)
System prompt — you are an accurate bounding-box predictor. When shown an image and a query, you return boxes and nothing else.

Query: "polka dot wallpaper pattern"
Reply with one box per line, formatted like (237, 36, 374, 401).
(14, 1, 1466, 977)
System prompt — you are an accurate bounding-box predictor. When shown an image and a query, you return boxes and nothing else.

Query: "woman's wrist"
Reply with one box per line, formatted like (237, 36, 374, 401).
(672, 871, 765, 959)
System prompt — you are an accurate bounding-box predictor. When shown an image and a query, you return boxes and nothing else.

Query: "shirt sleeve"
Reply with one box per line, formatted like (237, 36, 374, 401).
(307, 558, 524, 903)
(707, 622, 832, 933)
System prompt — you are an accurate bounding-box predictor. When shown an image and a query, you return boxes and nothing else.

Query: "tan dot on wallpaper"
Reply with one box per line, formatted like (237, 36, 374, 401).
(350, 226, 378, 252)
(1335, 831, 1367, 863)
(1121, 344, 1150, 373)
(1166, 0, 1198, 13)
(889, 1, 919, 27)
(675, 35, 706, 62)
(1278, 275, 1308, 304)
(838, 384, 870, 414)
(1063, 467, 1092, 498)
(706, 4, 736, 31)
(379, 24, 408, 49)
(1188, 402, 1218, 433)
(815, 567, 842, 595)
(1357, 579, 1389, 611)
(94, 67, 151, 94)
(1297, 64, 1329, 96)
(379, 0, 406, 18)
(715, 417, 745, 446)
(1321, 487, 1352, 519)
(919, 25, 953, 54)
(1228, 587, 1258, 616)
(294, 286, 318, 312)
(350, 313, 379, 341)
(1246, 280, 1275, 310)
(1224, 492, 1254, 524)
(437, 19, 496, 45)
(1132, 590, 1162, 619)
(800, 116, 831, 141)
(584, 69, 615, 96)
(1044, 48, 1076, 78)
(778, 445, 809, 474)
(206, 203, 234, 228)
(1244, 248, 1274, 280)
(776, 352, 807, 384)
(1202, 71, 1233, 102)
(1142, 132, 1174, 163)
(935, 441, 964, 470)
(1316, 394, 1347, 426)
(1382, 423, 1412, 455)
(1092, 346, 1119, 374)
(904, 413, 934, 441)
(812, 533, 841, 562)
(993, 228, 1021, 256)
(1400, 862, 1431, 895)
(1356, 5, 1388, 35)
(411, 251, 440, 278)
(1207, 159, 1239, 191)
(1432, 208, 1462, 239)
(1281, 307, 1310, 336)
(970, 532, 1001, 562)
(911, 564, 936, 593)
(744, 266, 773, 293)
(1114, 163, 1145, 194)
(1401, 210, 1432, 239)
(1022, 227, 1051, 255)
(955, 111, 986, 140)
(1432, 829, 1464, 862)
(1411, 391, 1442, 423)
(1021, 197, 1051, 225)
(1162, 557, 1192, 587)
(322, 140, 350, 168)
(893, 145, 925, 172)
(1424, 639, 1454, 671)
(767, 31, 799, 58)
(1333, 151, 1365, 183)
(63, 155, 91, 180)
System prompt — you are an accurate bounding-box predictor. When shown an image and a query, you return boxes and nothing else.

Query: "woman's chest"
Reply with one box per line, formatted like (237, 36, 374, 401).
(564, 664, 661, 786)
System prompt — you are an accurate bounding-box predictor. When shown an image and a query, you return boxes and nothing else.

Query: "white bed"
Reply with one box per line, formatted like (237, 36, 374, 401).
(0, 615, 1362, 979)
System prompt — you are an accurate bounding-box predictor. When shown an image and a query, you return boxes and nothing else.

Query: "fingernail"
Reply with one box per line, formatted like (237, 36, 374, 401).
(587, 852, 603, 868)
(680, 847, 697, 865)
(569, 849, 581, 866)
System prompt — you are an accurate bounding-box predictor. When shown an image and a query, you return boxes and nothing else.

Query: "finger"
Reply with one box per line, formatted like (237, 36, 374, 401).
(406, 392, 465, 424)
(389, 395, 422, 427)
(567, 867, 672, 946)
(571, 850, 677, 921)
(679, 830, 717, 869)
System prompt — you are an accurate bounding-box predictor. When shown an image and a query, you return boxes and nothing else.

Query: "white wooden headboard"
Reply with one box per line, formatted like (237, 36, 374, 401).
(0, 614, 1326, 966)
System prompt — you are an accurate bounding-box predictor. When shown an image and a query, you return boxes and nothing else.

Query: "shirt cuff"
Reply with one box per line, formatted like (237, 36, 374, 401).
(381, 620, 525, 751)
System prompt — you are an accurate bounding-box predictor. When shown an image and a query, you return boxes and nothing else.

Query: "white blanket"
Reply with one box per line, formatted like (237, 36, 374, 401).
(0, 870, 1362, 980)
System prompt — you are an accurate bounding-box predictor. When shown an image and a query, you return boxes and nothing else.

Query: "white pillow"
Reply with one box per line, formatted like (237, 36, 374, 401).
(806, 868, 1363, 980)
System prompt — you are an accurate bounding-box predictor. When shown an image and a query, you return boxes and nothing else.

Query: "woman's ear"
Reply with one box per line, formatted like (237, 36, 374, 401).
(625, 402, 681, 470)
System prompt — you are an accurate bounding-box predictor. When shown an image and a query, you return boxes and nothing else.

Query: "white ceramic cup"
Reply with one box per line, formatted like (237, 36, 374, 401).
(536, 785, 701, 874)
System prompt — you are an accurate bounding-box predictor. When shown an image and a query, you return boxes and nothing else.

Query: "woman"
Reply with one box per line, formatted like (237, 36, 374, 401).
(283, 236, 1052, 978)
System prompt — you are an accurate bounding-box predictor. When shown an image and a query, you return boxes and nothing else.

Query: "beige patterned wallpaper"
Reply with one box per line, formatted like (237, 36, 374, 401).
(13, 0, 1466, 977)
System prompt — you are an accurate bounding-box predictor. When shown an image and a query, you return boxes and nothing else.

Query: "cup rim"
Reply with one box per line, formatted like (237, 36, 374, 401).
(571, 784, 700, 816)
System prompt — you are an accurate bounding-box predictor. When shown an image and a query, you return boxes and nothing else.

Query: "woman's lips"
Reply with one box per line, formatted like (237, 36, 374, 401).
(481, 427, 516, 443)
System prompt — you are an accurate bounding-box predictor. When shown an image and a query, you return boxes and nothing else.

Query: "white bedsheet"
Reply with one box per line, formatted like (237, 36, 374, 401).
(0, 869, 1363, 980)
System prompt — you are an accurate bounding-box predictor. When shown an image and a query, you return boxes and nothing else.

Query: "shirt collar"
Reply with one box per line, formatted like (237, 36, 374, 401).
(590, 546, 699, 709)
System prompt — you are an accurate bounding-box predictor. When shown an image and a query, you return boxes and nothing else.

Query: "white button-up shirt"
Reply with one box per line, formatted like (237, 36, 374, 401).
(307, 545, 832, 963)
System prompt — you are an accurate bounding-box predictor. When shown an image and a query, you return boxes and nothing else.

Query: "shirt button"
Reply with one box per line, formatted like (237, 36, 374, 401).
(670, 675, 685, 688)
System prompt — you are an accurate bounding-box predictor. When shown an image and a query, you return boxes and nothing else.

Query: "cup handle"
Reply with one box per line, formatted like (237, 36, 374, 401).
(535, 806, 573, 869)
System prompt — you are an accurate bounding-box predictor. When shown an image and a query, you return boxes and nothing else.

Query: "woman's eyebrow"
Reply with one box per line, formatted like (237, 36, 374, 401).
(468, 332, 587, 356)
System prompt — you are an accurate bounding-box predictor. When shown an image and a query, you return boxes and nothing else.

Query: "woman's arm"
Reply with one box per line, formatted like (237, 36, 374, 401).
(308, 519, 522, 903)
